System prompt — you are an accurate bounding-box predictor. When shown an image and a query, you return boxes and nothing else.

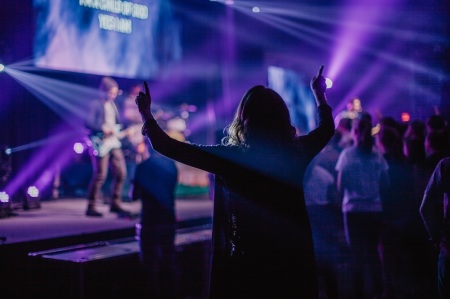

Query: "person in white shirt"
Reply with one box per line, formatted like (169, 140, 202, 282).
(336, 115, 389, 299)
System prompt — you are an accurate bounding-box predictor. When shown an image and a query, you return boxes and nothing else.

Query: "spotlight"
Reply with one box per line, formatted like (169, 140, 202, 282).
(325, 78, 333, 89)
(0, 64, 4, 72)
(0, 191, 9, 203)
(0, 145, 12, 218)
(23, 185, 41, 210)
(0, 145, 12, 190)
(0, 191, 12, 219)
(401, 112, 411, 123)
(180, 111, 189, 119)
(73, 142, 85, 154)
(27, 186, 40, 198)
(252, 7, 260, 13)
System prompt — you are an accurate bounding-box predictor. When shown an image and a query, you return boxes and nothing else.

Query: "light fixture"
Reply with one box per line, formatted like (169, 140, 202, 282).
(23, 185, 41, 210)
(0, 191, 11, 219)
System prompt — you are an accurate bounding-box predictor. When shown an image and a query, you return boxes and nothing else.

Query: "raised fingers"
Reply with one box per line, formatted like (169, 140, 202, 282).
(318, 65, 324, 77)
(144, 81, 149, 96)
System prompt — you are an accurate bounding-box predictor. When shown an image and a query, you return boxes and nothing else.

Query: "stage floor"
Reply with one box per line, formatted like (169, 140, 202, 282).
(0, 196, 213, 245)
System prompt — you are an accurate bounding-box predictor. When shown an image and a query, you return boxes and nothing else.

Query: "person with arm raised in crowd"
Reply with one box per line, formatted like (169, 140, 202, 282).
(135, 65, 334, 299)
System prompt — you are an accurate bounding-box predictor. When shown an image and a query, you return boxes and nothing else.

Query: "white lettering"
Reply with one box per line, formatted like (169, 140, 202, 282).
(80, 0, 149, 20)
(98, 14, 132, 34)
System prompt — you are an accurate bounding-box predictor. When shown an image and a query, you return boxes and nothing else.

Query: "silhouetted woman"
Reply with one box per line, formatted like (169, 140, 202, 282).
(136, 66, 334, 299)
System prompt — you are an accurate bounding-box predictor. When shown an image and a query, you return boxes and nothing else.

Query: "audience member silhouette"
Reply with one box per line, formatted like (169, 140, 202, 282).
(402, 118, 439, 297)
(132, 147, 180, 299)
(335, 117, 354, 149)
(376, 119, 416, 298)
(336, 115, 389, 299)
(136, 65, 335, 299)
(425, 130, 450, 174)
(426, 114, 448, 135)
(425, 114, 450, 164)
(420, 157, 450, 299)
(304, 156, 341, 299)
(315, 129, 346, 178)
(403, 119, 427, 166)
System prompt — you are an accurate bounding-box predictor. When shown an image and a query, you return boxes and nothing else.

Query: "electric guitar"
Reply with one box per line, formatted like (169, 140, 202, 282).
(88, 124, 141, 157)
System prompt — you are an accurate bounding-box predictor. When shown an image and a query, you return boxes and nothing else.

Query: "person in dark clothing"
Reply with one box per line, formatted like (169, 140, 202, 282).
(304, 156, 342, 299)
(132, 147, 180, 299)
(425, 130, 450, 174)
(135, 65, 334, 299)
(420, 157, 450, 299)
(376, 122, 417, 298)
(403, 119, 440, 297)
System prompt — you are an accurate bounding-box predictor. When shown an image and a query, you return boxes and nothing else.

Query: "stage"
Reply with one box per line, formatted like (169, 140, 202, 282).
(0, 196, 214, 299)
(0, 196, 213, 245)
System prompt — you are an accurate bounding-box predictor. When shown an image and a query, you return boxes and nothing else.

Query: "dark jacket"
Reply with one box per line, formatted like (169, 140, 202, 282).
(145, 104, 334, 299)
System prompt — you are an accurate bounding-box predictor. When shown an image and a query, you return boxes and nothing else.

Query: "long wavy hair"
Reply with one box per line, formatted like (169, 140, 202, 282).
(222, 85, 297, 147)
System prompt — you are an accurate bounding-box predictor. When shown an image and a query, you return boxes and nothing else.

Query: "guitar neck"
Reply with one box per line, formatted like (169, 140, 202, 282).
(116, 124, 141, 140)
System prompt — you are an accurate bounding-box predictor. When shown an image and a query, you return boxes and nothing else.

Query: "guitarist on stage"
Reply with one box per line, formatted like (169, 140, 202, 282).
(84, 76, 130, 217)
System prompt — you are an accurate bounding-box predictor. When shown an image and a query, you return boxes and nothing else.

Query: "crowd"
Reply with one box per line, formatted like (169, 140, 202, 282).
(85, 72, 450, 298)
(305, 108, 450, 299)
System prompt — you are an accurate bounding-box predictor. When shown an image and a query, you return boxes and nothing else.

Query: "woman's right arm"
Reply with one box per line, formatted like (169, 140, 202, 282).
(310, 65, 329, 107)
(143, 119, 240, 175)
(299, 65, 335, 157)
(137, 82, 233, 174)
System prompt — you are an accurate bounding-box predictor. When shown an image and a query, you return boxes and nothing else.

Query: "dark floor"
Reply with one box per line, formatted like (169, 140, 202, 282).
(0, 197, 439, 299)
(0, 196, 213, 299)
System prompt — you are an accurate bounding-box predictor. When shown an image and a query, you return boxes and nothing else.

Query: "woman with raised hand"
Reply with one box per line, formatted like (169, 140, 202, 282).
(136, 65, 334, 299)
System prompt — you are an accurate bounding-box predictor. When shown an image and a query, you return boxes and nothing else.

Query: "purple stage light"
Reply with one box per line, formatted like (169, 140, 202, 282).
(0, 191, 9, 203)
(26, 186, 39, 198)
(73, 143, 85, 155)
(325, 78, 333, 89)
(252, 7, 260, 13)
(401, 112, 411, 123)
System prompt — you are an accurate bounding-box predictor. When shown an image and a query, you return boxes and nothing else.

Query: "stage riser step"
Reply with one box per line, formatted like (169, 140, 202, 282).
(25, 228, 212, 299)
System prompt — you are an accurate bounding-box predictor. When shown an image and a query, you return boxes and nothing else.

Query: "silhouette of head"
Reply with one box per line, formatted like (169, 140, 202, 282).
(224, 85, 296, 146)
(352, 116, 374, 152)
(99, 77, 120, 101)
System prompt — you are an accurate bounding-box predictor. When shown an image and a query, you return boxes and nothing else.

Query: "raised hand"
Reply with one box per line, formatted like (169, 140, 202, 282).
(310, 65, 327, 95)
(135, 81, 153, 121)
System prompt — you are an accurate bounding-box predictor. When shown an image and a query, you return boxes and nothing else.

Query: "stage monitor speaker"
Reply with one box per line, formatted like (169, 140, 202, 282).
(28, 240, 142, 299)
(27, 227, 212, 299)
